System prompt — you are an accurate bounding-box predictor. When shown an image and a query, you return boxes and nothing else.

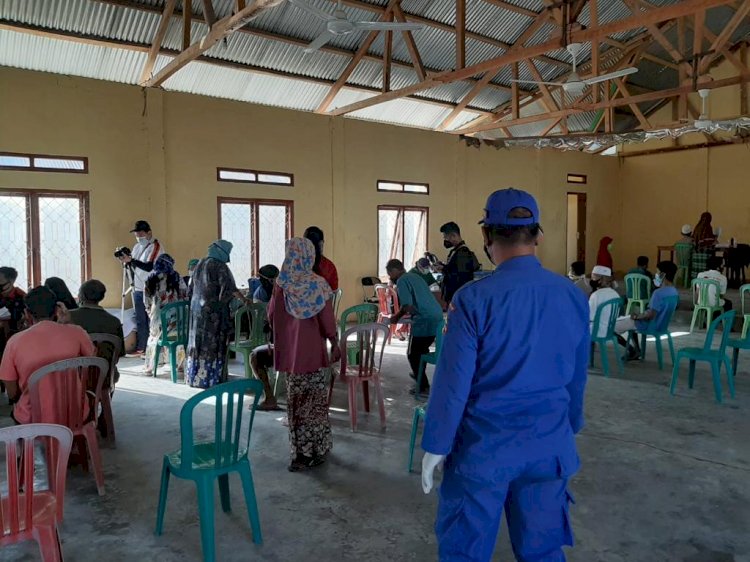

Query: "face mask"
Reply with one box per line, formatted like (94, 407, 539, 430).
(443, 240, 453, 249)
(136, 236, 148, 246)
(590, 279, 600, 290)
(567, 271, 579, 280)
(607, 243, 613, 252)
(654, 273, 664, 288)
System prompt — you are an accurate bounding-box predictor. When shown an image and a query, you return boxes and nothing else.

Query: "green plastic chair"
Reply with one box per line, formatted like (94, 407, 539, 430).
(590, 297, 624, 377)
(624, 273, 652, 315)
(415, 318, 445, 401)
(674, 243, 694, 289)
(228, 303, 268, 379)
(338, 303, 379, 364)
(152, 300, 190, 382)
(332, 288, 343, 320)
(740, 284, 750, 339)
(155, 379, 263, 562)
(690, 278, 723, 332)
(407, 405, 426, 473)
(727, 330, 750, 379)
(635, 295, 679, 371)
(670, 311, 735, 403)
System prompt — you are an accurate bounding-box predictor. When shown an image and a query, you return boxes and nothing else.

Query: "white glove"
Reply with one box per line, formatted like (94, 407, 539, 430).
(421, 452, 446, 494)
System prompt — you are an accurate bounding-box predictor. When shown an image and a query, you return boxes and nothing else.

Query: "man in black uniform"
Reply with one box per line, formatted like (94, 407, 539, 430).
(437, 222, 480, 305)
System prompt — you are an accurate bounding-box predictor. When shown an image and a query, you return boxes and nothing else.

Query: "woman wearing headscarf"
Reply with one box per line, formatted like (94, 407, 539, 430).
(692, 212, 717, 276)
(185, 240, 249, 388)
(596, 236, 614, 270)
(44, 277, 78, 311)
(253, 264, 279, 303)
(269, 237, 340, 472)
(303, 226, 339, 292)
(144, 254, 188, 373)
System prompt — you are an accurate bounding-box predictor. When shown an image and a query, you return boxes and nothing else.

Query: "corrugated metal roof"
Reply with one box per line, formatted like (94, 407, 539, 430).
(0, 0, 741, 141)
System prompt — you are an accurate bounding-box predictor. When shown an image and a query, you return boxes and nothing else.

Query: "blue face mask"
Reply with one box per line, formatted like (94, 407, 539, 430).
(654, 273, 664, 288)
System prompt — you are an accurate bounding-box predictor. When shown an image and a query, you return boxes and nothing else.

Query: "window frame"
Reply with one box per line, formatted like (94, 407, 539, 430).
(0, 188, 91, 290)
(377, 179, 430, 195)
(216, 167, 294, 187)
(216, 196, 294, 278)
(377, 204, 430, 277)
(0, 151, 89, 174)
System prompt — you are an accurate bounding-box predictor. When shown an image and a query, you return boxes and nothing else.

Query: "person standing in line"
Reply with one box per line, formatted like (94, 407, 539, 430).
(421, 188, 589, 562)
(118, 220, 164, 356)
(269, 238, 339, 472)
(304, 226, 339, 292)
(436, 222, 480, 305)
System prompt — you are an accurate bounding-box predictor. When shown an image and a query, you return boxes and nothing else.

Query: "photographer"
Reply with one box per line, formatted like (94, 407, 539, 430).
(117, 220, 164, 356)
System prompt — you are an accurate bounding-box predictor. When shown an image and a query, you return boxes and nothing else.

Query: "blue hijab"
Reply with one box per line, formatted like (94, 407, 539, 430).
(208, 240, 233, 263)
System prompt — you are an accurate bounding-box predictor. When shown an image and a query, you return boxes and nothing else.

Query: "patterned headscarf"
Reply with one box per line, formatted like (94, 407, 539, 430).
(207, 240, 233, 263)
(147, 253, 181, 294)
(277, 237, 330, 320)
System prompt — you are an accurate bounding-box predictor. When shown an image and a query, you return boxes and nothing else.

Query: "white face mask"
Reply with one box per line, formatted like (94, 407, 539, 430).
(654, 273, 664, 288)
(135, 236, 149, 246)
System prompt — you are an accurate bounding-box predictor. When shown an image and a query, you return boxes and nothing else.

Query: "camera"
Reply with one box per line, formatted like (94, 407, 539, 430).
(114, 246, 132, 259)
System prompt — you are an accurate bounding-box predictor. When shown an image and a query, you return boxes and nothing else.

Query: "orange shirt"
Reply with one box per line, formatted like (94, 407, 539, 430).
(0, 320, 96, 424)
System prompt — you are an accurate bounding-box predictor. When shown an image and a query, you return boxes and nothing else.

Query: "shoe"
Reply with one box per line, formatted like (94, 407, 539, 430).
(623, 347, 640, 362)
(409, 386, 430, 396)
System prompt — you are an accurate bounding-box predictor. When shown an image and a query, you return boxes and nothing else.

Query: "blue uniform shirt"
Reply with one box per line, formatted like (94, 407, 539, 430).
(422, 255, 590, 482)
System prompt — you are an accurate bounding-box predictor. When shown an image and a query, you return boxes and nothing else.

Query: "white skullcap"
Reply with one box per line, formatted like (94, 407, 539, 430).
(681, 224, 692, 235)
(592, 265, 612, 277)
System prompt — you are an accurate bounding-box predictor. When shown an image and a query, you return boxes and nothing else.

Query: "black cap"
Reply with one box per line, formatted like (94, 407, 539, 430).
(130, 220, 152, 233)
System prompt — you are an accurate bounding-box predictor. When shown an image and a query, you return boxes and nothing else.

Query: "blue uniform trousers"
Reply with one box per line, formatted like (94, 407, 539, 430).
(436, 455, 575, 562)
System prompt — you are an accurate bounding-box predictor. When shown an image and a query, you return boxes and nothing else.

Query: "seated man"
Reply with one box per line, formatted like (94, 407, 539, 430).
(252, 264, 279, 304)
(696, 256, 732, 313)
(628, 255, 654, 281)
(568, 260, 592, 297)
(386, 259, 444, 395)
(250, 344, 279, 411)
(616, 261, 680, 358)
(0, 286, 96, 424)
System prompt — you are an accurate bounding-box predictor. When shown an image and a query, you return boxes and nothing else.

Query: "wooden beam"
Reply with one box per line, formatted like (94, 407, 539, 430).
(602, 37, 679, 69)
(436, 71, 496, 130)
(693, 9, 705, 62)
(235, 0, 246, 11)
(540, 117, 563, 136)
(393, 4, 426, 81)
(182, 0, 191, 50)
(677, 17, 688, 120)
(591, 0, 600, 103)
(144, 0, 285, 88)
(620, 138, 749, 158)
(481, 0, 538, 18)
(613, 77, 652, 129)
(139, 0, 177, 85)
(699, 0, 750, 73)
(201, 0, 217, 28)
(456, 108, 586, 134)
(525, 59, 559, 112)
(456, 0, 466, 70)
(384, 26, 392, 92)
(512, 63, 520, 119)
(604, 81, 613, 132)
(742, 44, 749, 114)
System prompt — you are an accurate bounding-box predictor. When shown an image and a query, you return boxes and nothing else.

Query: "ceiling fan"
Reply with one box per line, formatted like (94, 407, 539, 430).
(509, 43, 639, 96)
(288, 0, 425, 53)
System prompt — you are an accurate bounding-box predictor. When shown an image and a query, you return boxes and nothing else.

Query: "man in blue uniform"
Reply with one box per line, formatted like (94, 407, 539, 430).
(421, 188, 590, 562)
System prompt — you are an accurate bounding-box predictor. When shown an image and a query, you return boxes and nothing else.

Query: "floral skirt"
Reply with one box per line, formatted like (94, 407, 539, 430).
(285, 370, 332, 460)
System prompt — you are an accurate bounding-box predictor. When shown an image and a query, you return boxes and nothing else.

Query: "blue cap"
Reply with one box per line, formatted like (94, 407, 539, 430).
(479, 188, 540, 226)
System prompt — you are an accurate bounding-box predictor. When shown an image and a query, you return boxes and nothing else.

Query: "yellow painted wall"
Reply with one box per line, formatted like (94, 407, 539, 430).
(0, 67, 621, 308)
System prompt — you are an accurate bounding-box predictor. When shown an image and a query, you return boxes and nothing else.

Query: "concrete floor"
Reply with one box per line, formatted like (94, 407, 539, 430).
(2, 311, 750, 561)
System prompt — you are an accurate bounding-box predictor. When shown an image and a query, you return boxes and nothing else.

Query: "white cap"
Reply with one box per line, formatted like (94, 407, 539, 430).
(592, 265, 612, 277)
(681, 224, 692, 235)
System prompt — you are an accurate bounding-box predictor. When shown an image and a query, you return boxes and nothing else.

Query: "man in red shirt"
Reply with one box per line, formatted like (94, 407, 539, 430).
(304, 226, 339, 292)
(0, 286, 96, 424)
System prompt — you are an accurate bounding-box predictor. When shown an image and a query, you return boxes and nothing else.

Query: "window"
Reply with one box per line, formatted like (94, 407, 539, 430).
(567, 173, 587, 184)
(217, 167, 293, 186)
(0, 189, 90, 293)
(0, 152, 88, 173)
(378, 206, 428, 277)
(377, 180, 429, 194)
(218, 198, 293, 287)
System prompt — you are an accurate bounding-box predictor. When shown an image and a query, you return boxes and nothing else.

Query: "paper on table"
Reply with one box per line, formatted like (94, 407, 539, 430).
(0, 307, 10, 320)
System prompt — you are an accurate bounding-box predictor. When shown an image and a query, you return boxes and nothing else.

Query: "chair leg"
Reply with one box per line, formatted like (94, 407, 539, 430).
(655, 336, 664, 371)
(33, 524, 63, 562)
(690, 308, 699, 333)
(667, 335, 676, 366)
(196, 477, 217, 562)
(241, 349, 252, 379)
(589, 343, 595, 368)
(218, 474, 231, 513)
(600, 342, 610, 377)
(688, 360, 696, 389)
(407, 408, 421, 473)
(169, 345, 178, 383)
(153, 345, 162, 377)
(348, 381, 357, 432)
(155, 459, 171, 535)
(101, 391, 116, 447)
(83, 425, 105, 496)
(625, 301, 633, 316)
(237, 461, 263, 545)
(640, 333, 647, 361)
(362, 381, 370, 413)
(710, 362, 723, 403)
(724, 355, 736, 399)
(613, 339, 624, 375)
(375, 377, 386, 429)
(669, 358, 681, 395)
(732, 348, 740, 379)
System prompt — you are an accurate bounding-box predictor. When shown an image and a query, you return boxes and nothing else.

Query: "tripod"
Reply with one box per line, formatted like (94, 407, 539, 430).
(120, 264, 136, 322)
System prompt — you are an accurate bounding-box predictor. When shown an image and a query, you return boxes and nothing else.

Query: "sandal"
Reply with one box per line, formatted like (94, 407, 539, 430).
(256, 401, 283, 412)
(288, 454, 326, 472)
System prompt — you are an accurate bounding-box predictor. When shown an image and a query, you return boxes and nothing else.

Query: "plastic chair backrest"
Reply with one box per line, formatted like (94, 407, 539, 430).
(160, 300, 190, 344)
(375, 285, 399, 316)
(28, 357, 108, 432)
(674, 242, 693, 267)
(88, 332, 122, 388)
(433, 318, 446, 357)
(332, 288, 343, 319)
(646, 295, 679, 333)
(360, 277, 381, 301)
(702, 310, 736, 353)
(625, 273, 651, 300)
(177, 379, 263, 471)
(0, 423, 73, 538)
(741, 284, 750, 316)
(233, 303, 268, 347)
(591, 297, 622, 340)
(691, 278, 721, 307)
(338, 303, 379, 336)
(340, 323, 389, 378)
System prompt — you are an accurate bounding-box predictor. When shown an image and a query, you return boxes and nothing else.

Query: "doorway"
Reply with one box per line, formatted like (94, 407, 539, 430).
(566, 192, 587, 268)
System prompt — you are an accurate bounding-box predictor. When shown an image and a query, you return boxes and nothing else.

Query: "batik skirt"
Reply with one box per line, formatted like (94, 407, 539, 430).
(285, 370, 333, 460)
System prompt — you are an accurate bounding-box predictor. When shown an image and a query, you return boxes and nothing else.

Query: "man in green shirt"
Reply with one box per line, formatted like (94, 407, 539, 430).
(386, 259, 444, 395)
